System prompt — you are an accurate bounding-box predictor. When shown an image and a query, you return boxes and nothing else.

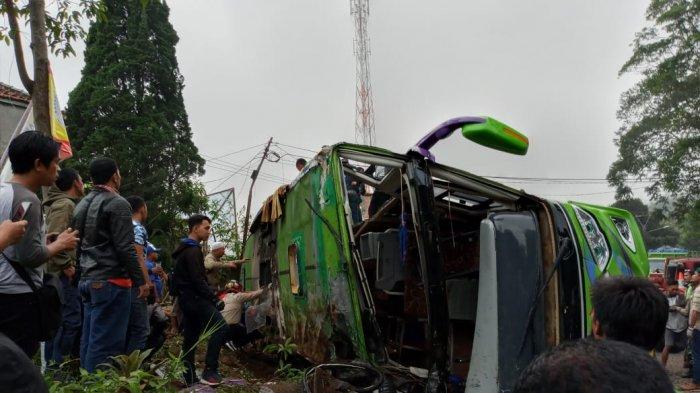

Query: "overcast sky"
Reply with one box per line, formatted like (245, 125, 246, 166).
(0, 0, 650, 212)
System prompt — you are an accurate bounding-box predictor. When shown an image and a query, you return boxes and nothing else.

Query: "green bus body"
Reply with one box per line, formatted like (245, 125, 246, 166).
(241, 136, 648, 391)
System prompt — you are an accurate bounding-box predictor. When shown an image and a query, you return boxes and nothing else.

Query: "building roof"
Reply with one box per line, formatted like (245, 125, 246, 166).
(0, 82, 30, 104)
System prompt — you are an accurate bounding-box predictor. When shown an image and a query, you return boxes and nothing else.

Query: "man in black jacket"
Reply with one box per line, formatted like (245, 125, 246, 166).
(73, 157, 148, 372)
(173, 214, 227, 386)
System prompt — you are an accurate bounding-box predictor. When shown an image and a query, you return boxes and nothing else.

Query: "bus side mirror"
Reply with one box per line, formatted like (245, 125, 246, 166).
(461, 117, 529, 155)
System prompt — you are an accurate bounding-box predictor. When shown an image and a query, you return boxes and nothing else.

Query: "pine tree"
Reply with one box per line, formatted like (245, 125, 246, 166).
(607, 0, 699, 216)
(64, 0, 206, 260)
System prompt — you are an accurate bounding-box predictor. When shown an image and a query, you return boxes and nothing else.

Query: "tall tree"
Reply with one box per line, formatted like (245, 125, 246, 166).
(679, 200, 700, 251)
(611, 197, 680, 249)
(1, 0, 103, 134)
(64, 0, 206, 259)
(608, 0, 700, 215)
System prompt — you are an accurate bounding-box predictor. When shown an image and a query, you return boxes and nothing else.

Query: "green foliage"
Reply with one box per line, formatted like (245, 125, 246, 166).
(45, 351, 183, 393)
(107, 349, 153, 377)
(0, 0, 105, 57)
(208, 195, 245, 257)
(263, 337, 297, 361)
(64, 0, 207, 262)
(679, 200, 700, 251)
(608, 0, 700, 216)
(264, 338, 304, 381)
(611, 197, 680, 248)
(44, 319, 224, 392)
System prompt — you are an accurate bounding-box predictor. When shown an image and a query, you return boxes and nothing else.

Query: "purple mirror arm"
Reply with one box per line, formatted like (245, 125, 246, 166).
(409, 116, 486, 161)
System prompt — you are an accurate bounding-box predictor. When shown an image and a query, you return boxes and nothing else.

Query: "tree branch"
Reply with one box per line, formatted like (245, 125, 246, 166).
(4, 0, 34, 93)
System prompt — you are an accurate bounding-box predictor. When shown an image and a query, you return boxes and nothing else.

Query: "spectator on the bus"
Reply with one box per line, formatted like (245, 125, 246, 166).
(513, 339, 674, 393)
(295, 158, 307, 172)
(590, 276, 668, 352)
(0, 131, 79, 357)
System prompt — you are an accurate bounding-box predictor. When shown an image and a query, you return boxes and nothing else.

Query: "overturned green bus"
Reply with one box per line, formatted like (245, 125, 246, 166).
(241, 117, 648, 392)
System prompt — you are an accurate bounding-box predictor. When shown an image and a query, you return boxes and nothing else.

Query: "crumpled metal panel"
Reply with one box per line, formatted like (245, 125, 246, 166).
(244, 149, 368, 363)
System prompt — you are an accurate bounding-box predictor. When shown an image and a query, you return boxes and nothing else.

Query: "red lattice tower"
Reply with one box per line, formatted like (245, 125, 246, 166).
(351, 0, 375, 146)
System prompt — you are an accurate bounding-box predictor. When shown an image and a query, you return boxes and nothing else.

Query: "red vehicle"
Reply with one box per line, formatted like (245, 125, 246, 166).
(663, 258, 700, 289)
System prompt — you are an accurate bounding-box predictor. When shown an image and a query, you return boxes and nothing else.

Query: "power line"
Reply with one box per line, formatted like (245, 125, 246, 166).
(209, 157, 258, 194)
(205, 142, 267, 160)
(203, 152, 286, 183)
(273, 142, 317, 154)
(543, 186, 646, 198)
(204, 161, 284, 184)
(484, 175, 658, 182)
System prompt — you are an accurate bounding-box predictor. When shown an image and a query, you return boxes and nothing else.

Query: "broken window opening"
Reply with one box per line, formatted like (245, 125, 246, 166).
(288, 244, 302, 295)
(259, 259, 272, 288)
(349, 167, 510, 382)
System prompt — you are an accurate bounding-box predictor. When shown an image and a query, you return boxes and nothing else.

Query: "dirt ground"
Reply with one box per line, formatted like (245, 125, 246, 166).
(667, 351, 699, 392)
(177, 338, 698, 392)
(168, 336, 303, 393)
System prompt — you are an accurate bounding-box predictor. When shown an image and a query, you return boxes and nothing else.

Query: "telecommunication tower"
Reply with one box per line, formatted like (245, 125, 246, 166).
(351, 0, 375, 146)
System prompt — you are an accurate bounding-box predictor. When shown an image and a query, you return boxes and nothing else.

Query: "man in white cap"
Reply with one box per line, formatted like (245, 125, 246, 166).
(204, 242, 243, 293)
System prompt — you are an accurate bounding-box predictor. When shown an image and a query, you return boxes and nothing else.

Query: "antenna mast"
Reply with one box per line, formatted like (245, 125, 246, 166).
(351, 0, 375, 146)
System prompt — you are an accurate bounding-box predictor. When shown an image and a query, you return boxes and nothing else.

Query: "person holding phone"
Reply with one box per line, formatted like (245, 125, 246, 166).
(0, 220, 27, 251)
(0, 131, 80, 357)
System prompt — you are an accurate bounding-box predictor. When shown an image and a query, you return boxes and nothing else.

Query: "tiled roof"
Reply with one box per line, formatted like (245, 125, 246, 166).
(0, 82, 30, 104)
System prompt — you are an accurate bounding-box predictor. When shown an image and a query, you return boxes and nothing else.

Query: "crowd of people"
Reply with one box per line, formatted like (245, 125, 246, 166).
(0, 131, 268, 390)
(514, 275, 675, 392)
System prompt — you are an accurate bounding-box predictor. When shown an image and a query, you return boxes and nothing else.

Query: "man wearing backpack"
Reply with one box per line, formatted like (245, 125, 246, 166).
(0, 131, 79, 357)
(73, 157, 148, 372)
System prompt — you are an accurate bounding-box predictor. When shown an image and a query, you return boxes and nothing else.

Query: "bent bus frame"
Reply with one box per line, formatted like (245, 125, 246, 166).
(241, 116, 648, 392)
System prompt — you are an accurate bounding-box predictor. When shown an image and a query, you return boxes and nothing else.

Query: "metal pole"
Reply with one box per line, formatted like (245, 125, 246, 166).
(240, 137, 273, 258)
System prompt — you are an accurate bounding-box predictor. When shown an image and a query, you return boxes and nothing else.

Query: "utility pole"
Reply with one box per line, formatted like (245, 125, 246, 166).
(240, 137, 273, 257)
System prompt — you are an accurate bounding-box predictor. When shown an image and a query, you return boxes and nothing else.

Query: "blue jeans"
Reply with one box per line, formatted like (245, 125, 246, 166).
(693, 329, 700, 383)
(45, 274, 82, 364)
(79, 280, 131, 372)
(125, 288, 148, 354)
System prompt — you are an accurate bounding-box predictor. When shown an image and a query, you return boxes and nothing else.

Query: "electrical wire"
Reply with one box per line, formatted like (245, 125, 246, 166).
(543, 186, 646, 198)
(274, 141, 318, 154)
(206, 142, 267, 160)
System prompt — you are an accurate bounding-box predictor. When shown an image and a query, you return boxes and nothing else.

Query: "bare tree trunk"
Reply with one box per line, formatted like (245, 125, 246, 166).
(3, 0, 34, 94)
(28, 0, 51, 136)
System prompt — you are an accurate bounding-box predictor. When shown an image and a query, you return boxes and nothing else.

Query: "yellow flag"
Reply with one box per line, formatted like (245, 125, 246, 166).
(48, 67, 72, 160)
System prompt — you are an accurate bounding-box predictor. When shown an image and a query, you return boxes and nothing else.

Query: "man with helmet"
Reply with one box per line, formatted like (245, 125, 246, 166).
(219, 280, 269, 350)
